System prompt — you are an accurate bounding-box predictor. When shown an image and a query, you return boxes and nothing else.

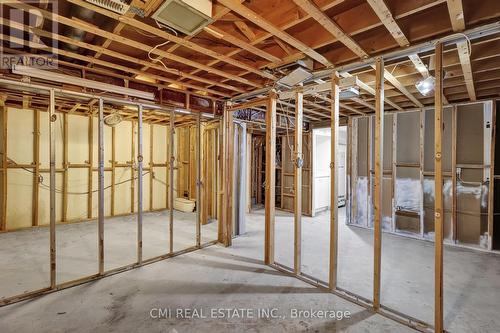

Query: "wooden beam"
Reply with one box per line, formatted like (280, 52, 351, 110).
(0, 17, 236, 96)
(294, 89, 303, 275)
(292, 0, 368, 59)
(457, 41, 477, 101)
(340, 73, 403, 111)
(218, 0, 331, 66)
(329, 72, 340, 290)
(373, 57, 384, 310)
(446, 0, 476, 101)
(434, 42, 444, 333)
(265, 91, 277, 264)
(446, 0, 466, 31)
(234, 21, 256, 42)
(68, 0, 276, 81)
(6, 1, 261, 90)
(205, 25, 281, 64)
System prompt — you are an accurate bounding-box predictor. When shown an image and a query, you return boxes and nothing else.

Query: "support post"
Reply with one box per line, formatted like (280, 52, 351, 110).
(330, 72, 340, 290)
(111, 127, 116, 216)
(62, 113, 68, 222)
(32, 109, 40, 226)
(137, 105, 143, 264)
(0, 93, 6, 231)
(373, 57, 384, 309)
(434, 42, 444, 333)
(222, 108, 234, 247)
(265, 91, 277, 264)
(49, 89, 56, 289)
(169, 110, 175, 254)
(294, 89, 303, 274)
(87, 114, 93, 219)
(196, 111, 201, 247)
(98, 98, 105, 274)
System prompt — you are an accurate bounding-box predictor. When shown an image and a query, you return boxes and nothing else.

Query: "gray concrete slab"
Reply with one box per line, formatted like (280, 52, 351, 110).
(0, 207, 498, 332)
(0, 208, 413, 333)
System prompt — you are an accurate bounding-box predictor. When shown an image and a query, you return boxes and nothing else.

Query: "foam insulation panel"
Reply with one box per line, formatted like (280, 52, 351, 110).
(348, 102, 493, 248)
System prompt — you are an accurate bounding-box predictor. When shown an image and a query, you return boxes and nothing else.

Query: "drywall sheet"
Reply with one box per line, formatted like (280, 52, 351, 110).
(383, 114, 393, 170)
(396, 111, 420, 164)
(457, 104, 484, 165)
(457, 168, 486, 245)
(424, 108, 453, 172)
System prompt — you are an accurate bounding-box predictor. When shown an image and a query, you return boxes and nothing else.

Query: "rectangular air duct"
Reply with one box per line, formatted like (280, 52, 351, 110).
(152, 0, 213, 36)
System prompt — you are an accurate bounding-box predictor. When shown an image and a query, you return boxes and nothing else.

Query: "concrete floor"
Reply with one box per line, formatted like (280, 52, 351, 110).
(273, 208, 500, 333)
(0, 208, 498, 332)
(0, 210, 218, 299)
(0, 209, 414, 333)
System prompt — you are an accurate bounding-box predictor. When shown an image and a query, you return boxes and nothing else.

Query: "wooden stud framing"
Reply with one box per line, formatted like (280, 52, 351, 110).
(294, 89, 303, 275)
(434, 42, 444, 333)
(265, 91, 277, 264)
(169, 110, 175, 254)
(222, 109, 234, 247)
(329, 72, 340, 290)
(137, 105, 143, 264)
(131, 120, 136, 213)
(32, 109, 40, 226)
(49, 89, 56, 289)
(196, 112, 201, 248)
(451, 106, 458, 242)
(98, 99, 105, 274)
(488, 101, 496, 250)
(0, 94, 6, 231)
(62, 113, 68, 222)
(111, 127, 116, 216)
(88, 114, 93, 219)
(149, 126, 154, 211)
(373, 58, 384, 310)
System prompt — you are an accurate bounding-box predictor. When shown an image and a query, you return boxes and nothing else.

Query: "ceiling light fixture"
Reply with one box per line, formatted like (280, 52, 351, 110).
(415, 76, 435, 96)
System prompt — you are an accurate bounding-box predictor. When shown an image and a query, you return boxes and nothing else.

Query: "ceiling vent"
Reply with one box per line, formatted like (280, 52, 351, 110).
(151, 0, 213, 36)
(85, 0, 131, 15)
